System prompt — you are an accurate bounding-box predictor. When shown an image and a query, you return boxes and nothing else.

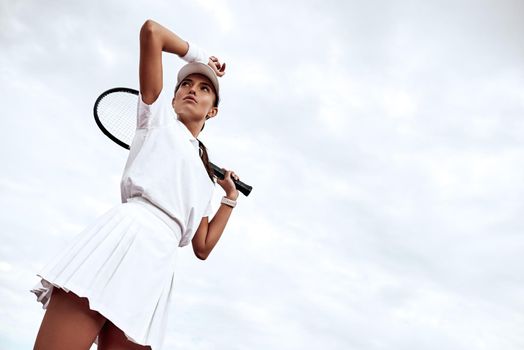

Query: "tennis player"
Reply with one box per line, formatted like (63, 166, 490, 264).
(30, 19, 240, 350)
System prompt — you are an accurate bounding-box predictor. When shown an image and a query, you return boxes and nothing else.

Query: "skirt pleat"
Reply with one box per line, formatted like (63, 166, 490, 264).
(30, 197, 182, 350)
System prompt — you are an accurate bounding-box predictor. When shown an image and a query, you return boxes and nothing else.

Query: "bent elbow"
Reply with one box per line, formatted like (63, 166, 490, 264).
(195, 250, 209, 260)
(192, 245, 209, 260)
(140, 19, 157, 40)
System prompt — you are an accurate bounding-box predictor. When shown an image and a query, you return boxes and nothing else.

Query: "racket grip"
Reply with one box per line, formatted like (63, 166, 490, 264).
(210, 163, 252, 197)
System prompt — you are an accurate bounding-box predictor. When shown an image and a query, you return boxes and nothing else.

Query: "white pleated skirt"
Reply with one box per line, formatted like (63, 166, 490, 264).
(30, 196, 183, 350)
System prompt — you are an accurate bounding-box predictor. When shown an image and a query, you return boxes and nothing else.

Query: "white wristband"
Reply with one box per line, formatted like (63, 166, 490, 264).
(181, 41, 209, 64)
(221, 196, 236, 208)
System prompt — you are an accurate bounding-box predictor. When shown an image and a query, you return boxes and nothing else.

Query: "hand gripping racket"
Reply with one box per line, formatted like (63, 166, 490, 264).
(93, 87, 252, 196)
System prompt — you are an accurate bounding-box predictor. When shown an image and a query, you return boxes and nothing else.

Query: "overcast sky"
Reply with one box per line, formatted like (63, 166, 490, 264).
(1, 0, 523, 349)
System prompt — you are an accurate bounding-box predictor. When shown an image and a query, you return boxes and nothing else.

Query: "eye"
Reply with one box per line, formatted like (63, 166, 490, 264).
(181, 81, 190, 87)
(201, 86, 210, 92)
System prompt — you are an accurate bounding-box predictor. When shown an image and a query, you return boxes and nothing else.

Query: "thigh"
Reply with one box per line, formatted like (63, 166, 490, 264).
(33, 287, 107, 350)
(98, 320, 152, 350)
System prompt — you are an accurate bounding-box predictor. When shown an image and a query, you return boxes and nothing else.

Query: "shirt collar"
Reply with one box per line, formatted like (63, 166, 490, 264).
(175, 118, 200, 151)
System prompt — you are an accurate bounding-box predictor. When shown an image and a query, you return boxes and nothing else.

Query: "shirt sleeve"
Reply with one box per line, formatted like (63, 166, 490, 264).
(137, 89, 174, 129)
(202, 197, 213, 217)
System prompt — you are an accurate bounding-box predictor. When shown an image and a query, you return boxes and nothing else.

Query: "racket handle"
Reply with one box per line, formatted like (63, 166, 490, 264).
(210, 163, 252, 197)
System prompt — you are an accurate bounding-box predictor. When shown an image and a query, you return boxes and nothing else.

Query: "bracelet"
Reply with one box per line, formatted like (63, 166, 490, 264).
(181, 41, 209, 64)
(221, 196, 237, 208)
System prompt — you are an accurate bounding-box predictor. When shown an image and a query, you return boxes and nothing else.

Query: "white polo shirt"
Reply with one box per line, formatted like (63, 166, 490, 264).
(120, 89, 215, 247)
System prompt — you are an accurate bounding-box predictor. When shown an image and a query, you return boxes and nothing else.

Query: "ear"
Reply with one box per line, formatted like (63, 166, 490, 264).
(206, 107, 218, 120)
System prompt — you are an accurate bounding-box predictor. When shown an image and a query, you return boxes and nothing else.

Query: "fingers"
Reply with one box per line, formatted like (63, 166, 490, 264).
(221, 168, 240, 181)
(209, 56, 226, 76)
(229, 171, 239, 181)
(209, 56, 219, 68)
(217, 169, 240, 198)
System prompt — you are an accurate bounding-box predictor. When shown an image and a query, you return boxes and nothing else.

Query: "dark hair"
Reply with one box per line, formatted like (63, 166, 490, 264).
(198, 139, 215, 183)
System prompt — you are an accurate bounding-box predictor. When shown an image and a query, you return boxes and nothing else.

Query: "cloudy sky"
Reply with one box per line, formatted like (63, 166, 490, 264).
(1, 0, 523, 349)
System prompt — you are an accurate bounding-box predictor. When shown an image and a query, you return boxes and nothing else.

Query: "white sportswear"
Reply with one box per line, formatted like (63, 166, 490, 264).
(120, 89, 215, 247)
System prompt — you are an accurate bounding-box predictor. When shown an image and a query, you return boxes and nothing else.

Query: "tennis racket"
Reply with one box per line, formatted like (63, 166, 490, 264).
(93, 87, 252, 196)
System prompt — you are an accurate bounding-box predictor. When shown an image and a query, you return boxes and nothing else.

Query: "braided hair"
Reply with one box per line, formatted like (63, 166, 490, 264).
(198, 138, 215, 183)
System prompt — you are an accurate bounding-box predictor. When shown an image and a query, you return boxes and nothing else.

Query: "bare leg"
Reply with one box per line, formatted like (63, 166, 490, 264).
(33, 287, 107, 350)
(98, 320, 152, 350)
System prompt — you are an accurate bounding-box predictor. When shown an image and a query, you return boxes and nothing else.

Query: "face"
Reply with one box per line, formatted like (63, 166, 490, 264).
(173, 73, 218, 124)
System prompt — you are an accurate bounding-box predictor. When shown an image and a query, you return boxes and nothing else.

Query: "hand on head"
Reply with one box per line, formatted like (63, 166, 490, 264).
(208, 56, 226, 77)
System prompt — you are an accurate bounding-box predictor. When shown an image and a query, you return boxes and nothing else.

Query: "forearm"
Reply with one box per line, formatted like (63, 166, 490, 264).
(196, 189, 237, 257)
(202, 202, 235, 256)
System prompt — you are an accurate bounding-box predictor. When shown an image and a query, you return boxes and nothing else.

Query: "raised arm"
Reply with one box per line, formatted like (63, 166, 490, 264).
(139, 19, 226, 104)
(139, 19, 190, 104)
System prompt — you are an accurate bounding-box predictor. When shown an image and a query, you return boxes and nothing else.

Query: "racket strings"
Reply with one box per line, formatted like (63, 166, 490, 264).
(96, 91, 138, 146)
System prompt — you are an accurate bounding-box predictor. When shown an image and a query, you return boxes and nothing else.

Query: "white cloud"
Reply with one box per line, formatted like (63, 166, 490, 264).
(96, 41, 117, 66)
(383, 89, 417, 119)
(0, 261, 13, 272)
(194, 0, 235, 33)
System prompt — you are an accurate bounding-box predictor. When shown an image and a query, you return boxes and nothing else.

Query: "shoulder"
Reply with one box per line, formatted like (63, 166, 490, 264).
(137, 89, 176, 129)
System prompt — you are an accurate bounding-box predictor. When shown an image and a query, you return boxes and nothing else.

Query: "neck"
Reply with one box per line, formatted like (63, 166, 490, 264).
(180, 118, 204, 138)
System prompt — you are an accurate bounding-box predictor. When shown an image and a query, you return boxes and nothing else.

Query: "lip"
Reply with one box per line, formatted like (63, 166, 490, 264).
(183, 96, 197, 103)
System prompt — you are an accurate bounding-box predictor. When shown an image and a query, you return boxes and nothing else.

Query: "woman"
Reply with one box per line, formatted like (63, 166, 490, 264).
(30, 19, 240, 350)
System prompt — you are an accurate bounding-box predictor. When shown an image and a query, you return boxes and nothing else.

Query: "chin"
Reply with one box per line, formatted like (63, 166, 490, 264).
(177, 112, 204, 124)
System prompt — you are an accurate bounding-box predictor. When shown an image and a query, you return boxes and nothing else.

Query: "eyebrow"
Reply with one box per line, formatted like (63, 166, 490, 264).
(181, 78, 211, 88)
